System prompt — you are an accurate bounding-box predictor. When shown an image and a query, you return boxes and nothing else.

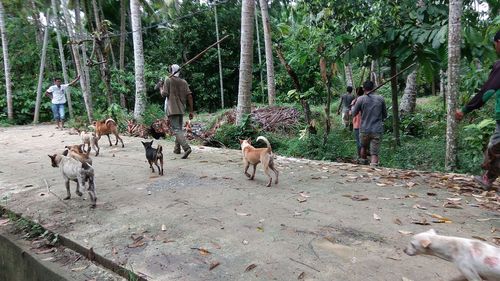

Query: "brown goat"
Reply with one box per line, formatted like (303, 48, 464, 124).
(92, 118, 124, 148)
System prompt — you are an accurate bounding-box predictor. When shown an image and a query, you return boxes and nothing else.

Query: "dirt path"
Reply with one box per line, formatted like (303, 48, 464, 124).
(0, 125, 499, 281)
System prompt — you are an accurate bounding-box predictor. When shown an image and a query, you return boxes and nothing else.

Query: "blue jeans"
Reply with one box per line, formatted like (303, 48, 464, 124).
(51, 103, 65, 121)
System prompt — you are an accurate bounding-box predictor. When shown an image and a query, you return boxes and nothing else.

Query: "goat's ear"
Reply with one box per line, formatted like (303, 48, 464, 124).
(149, 140, 154, 145)
(239, 138, 244, 144)
(420, 239, 431, 248)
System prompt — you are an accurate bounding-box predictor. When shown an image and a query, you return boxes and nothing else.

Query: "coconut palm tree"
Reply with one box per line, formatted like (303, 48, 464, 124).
(236, 0, 255, 125)
(399, 68, 418, 115)
(0, 0, 12, 120)
(130, 0, 146, 120)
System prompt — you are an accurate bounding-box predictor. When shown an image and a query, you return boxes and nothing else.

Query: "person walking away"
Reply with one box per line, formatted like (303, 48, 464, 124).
(45, 75, 80, 130)
(338, 86, 355, 129)
(456, 30, 500, 190)
(161, 64, 194, 159)
(350, 87, 364, 158)
(351, 81, 387, 166)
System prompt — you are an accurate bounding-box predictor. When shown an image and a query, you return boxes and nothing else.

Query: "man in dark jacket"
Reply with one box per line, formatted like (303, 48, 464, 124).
(161, 64, 194, 159)
(456, 30, 500, 190)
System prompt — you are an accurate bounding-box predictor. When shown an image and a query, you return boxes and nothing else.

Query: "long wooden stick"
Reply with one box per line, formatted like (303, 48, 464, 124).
(169, 34, 230, 78)
(370, 63, 416, 93)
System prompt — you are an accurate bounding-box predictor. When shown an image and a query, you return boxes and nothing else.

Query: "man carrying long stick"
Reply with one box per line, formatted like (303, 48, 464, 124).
(161, 64, 194, 159)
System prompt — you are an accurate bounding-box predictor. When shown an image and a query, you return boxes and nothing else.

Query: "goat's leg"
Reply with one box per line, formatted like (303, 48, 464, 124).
(107, 134, 112, 146)
(64, 180, 71, 200)
(149, 160, 155, 173)
(159, 158, 164, 175)
(88, 178, 97, 208)
(76, 177, 83, 197)
(154, 161, 161, 175)
(244, 162, 251, 178)
(250, 164, 257, 180)
(115, 133, 124, 148)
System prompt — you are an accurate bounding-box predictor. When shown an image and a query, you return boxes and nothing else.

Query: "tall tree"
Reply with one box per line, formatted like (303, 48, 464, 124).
(345, 63, 354, 89)
(51, 0, 73, 119)
(0, 0, 12, 120)
(62, 0, 93, 122)
(119, 0, 127, 108)
(130, 0, 146, 120)
(34, 10, 50, 124)
(445, 0, 463, 171)
(236, 0, 255, 125)
(259, 0, 276, 105)
(399, 68, 418, 115)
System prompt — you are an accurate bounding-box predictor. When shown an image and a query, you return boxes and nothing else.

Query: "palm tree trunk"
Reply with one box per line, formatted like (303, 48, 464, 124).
(0, 0, 13, 120)
(52, 0, 73, 119)
(130, 0, 146, 120)
(75, 0, 93, 120)
(259, 0, 276, 106)
(119, 0, 127, 108)
(399, 67, 418, 115)
(390, 55, 401, 146)
(445, 0, 463, 171)
(62, 0, 93, 122)
(34, 10, 51, 124)
(236, 0, 255, 125)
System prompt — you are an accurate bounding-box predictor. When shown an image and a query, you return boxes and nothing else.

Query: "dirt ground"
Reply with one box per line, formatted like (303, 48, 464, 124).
(0, 124, 499, 281)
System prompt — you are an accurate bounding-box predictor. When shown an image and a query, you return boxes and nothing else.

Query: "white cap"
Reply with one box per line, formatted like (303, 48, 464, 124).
(171, 64, 180, 77)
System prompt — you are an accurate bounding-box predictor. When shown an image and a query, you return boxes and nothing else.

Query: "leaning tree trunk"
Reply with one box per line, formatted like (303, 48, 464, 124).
(29, 0, 43, 45)
(62, 0, 93, 122)
(34, 10, 51, 124)
(0, 0, 13, 120)
(399, 67, 418, 115)
(445, 0, 463, 171)
(259, 0, 276, 106)
(275, 45, 313, 133)
(236, 0, 255, 125)
(390, 55, 401, 146)
(130, 0, 146, 120)
(91, 0, 113, 106)
(52, 0, 73, 119)
(75, 0, 93, 120)
(254, 4, 265, 103)
(119, 0, 127, 108)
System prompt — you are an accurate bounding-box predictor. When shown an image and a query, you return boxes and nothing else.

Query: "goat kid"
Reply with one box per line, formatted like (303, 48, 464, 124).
(48, 154, 97, 208)
(142, 141, 164, 175)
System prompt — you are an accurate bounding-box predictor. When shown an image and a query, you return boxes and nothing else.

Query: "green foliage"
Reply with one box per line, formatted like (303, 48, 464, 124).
(142, 103, 165, 126)
(213, 115, 259, 148)
(457, 119, 496, 174)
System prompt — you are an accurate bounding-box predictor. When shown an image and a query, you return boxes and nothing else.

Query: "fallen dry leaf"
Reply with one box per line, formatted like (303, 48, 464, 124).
(412, 204, 428, 210)
(406, 182, 416, 188)
(492, 237, 500, 246)
(299, 192, 310, 198)
(257, 226, 264, 232)
(411, 218, 430, 225)
(398, 230, 413, 235)
(402, 277, 414, 281)
(373, 213, 381, 221)
(351, 195, 369, 201)
(394, 218, 403, 225)
(298, 272, 305, 280)
(35, 247, 56, 254)
(209, 261, 220, 270)
(236, 212, 251, 216)
(471, 236, 487, 241)
(297, 197, 307, 203)
(161, 224, 167, 231)
(0, 219, 10, 225)
(426, 192, 437, 196)
(71, 265, 88, 272)
(245, 263, 257, 272)
(428, 213, 452, 223)
(443, 201, 462, 209)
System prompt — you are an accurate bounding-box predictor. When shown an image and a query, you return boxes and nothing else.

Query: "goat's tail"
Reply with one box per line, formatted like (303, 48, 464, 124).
(157, 145, 163, 156)
(256, 136, 272, 153)
(105, 118, 117, 127)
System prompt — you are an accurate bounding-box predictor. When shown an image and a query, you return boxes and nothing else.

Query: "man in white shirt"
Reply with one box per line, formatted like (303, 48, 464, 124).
(45, 75, 80, 129)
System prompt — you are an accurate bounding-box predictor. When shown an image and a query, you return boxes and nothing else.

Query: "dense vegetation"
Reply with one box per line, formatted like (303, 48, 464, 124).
(0, 0, 499, 174)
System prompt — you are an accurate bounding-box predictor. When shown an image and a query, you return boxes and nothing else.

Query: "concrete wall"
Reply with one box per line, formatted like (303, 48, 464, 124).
(0, 232, 74, 281)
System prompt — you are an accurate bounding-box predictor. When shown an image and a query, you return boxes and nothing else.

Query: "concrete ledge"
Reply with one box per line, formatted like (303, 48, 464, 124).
(0, 230, 75, 281)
